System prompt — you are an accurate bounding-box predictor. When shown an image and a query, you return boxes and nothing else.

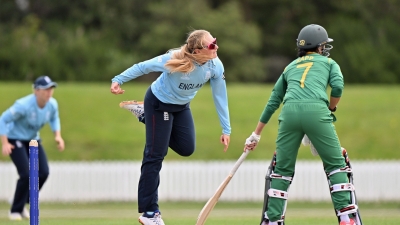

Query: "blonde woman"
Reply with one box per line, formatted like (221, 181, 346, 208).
(110, 29, 231, 225)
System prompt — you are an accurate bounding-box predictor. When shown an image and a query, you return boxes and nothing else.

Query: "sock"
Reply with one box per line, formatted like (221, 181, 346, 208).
(340, 215, 350, 222)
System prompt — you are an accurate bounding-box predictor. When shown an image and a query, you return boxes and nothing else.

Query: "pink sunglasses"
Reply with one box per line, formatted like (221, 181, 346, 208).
(204, 38, 217, 50)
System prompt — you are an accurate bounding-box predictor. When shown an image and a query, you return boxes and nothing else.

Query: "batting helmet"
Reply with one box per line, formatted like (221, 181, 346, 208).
(296, 24, 333, 49)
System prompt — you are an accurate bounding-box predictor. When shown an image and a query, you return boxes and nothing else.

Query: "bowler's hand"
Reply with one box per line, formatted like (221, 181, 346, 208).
(55, 136, 65, 152)
(110, 82, 125, 95)
(2, 143, 14, 156)
(220, 134, 230, 152)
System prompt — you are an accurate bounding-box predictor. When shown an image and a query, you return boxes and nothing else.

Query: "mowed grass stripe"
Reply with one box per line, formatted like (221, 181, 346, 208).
(0, 82, 399, 161)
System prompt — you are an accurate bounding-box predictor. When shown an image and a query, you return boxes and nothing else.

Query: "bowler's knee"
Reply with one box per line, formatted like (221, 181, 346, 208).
(174, 147, 195, 157)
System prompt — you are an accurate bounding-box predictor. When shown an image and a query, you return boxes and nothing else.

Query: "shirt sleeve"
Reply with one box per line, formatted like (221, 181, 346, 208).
(259, 74, 287, 123)
(210, 59, 231, 135)
(111, 53, 171, 85)
(329, 61, 344, 97)
(49, 99, 61, 132)
(0, 102, 26, 136)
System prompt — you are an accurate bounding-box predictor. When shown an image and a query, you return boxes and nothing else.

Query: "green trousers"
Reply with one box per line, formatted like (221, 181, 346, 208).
(267, 100, 351, 222)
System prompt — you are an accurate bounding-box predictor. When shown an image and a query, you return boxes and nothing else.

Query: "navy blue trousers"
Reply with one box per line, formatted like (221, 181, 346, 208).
(138, 87, 195, 213)
(8, 139, 49, 213)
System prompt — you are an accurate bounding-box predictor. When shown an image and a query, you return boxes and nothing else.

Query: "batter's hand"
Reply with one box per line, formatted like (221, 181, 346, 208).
(110, 82, 125, 95)
(2, 142, 14, 156)
(244, 132, 261, 151)
(220, 134, 230, 152)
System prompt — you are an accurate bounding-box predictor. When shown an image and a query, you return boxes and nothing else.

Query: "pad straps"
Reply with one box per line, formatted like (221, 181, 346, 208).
(337, 204, 359, 216)
(326, 166, 352, 177)
(270, 173, 293, 182)
(268, 188, 288, 200)
(330, 183, 355, 193)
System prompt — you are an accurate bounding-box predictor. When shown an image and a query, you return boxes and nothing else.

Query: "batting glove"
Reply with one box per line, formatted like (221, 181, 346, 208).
(245, 132, 261, 145)
(301, 135, 319, 156)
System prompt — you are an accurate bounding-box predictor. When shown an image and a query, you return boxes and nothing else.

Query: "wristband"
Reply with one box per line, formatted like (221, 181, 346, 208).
(329, 106, 337, 112)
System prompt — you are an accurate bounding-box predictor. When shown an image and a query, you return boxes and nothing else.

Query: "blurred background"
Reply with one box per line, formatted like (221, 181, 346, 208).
(1, 0, 400, 205)
(1, 0, 400, 83)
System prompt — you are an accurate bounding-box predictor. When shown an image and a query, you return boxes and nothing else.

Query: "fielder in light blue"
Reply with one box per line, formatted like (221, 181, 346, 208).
(0, 76, 65, 221)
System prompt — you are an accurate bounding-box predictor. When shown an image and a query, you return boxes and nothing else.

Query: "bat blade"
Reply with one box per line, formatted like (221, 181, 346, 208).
(195, 151, 249, 225)
(196, 175, 232, 225)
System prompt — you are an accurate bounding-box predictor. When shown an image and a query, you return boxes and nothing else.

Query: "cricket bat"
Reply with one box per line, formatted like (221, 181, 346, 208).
(195, 150, 250, 225)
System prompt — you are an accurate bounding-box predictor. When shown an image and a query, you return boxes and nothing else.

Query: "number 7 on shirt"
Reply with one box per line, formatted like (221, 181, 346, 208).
(297, 62, 313, 88)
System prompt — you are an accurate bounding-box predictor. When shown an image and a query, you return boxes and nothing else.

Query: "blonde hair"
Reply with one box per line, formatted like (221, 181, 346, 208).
(164, 30, 214, 74)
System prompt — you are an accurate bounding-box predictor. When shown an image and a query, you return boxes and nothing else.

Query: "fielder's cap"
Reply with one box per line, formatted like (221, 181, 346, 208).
(33, 76, 58, 89)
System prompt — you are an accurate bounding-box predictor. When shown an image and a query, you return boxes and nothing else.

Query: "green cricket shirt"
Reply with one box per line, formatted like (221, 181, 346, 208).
(260, 53, 344, 123)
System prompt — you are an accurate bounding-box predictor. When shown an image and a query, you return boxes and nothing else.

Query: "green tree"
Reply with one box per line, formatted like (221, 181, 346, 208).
(136, 0, 265, 82)
(1, 0, 400, 83)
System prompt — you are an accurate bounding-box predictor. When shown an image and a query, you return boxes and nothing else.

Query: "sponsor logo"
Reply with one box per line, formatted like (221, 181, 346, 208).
(180, 74, 190, 80)
(44, 76, 52, 83)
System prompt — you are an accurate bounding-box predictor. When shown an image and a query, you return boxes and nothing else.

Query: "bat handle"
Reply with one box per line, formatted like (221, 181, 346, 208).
(229, 150, 249, 175)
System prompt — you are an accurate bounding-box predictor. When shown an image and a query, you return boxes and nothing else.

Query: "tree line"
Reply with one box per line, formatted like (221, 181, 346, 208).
(0, 0, 399, 83)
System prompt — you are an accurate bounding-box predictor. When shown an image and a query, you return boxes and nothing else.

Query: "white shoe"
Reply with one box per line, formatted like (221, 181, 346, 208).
(8, 197, 30, 219)
(9, 212, 22, 221)
(138, 212, 165, 225)
(119, 100, 145, 120)
(21, 207, 30, 219)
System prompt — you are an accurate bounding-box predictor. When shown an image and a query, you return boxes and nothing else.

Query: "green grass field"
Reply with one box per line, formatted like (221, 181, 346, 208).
(0, 82, 399, 161)
(0, 201, 399, 224)
(1, 83, 398, 224)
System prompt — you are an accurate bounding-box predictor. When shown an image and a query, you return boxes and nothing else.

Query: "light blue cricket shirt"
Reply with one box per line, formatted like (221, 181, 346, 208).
(111, 51, 231, 135)
(0, 94, 61, 140)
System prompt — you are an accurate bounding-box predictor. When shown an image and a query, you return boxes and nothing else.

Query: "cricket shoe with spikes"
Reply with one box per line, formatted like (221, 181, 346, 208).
(119, 100, 145, 122)
(138, 211, 165, 225)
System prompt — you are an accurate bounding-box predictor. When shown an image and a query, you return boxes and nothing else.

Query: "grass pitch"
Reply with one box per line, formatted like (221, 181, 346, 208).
(0, 82, 400, 161)
(0, 201, 399, 225)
